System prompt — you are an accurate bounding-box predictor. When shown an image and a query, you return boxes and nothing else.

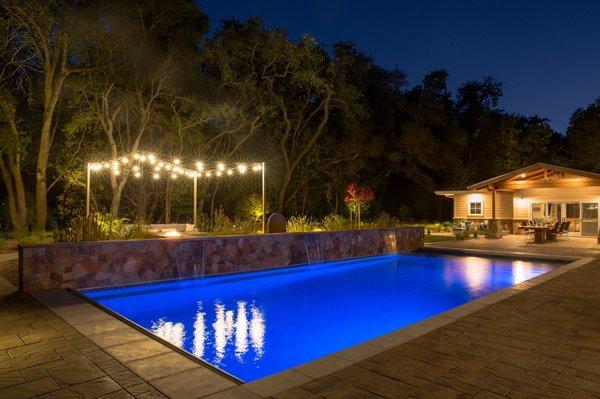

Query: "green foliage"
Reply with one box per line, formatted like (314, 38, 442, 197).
(454, 231, 465, 240)
(286, 215, 320, 233)
(454, 230, 471, 240)
(0, 0, 581, 230)
(424, 234, 454, 243)
(365, 212, 400, 229)
(236, 194, 265, 221)
(321, 214, 351, 231)
(17, 231, 53, 245)
(197, 209, 261, 236)
(53, 213, 130, 243)
(424, 222, 452, 234)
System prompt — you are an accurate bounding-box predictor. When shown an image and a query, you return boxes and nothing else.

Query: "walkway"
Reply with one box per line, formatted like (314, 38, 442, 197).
(427, 234, 600, 259)
(0, 252, 168, 399)
(276, 257, 600, 398)
(2, 250, 600, 397)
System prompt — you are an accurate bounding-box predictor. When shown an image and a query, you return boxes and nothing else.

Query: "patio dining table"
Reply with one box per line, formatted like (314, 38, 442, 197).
(519, 225, 552, 244)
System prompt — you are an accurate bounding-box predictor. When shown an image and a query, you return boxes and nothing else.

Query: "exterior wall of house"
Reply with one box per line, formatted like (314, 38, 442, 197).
(513, 186, 600, 220)
(453, 191, 513, 220)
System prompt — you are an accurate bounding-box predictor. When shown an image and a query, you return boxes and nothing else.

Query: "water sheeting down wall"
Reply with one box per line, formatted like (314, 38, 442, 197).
(20, 227, 424, 292)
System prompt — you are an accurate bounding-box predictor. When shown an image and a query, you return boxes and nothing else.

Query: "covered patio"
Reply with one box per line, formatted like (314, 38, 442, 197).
(436, 163, 600, 239)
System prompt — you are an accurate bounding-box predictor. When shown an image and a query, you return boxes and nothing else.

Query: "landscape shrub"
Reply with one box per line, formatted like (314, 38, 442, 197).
(53, 213, 129, 243)
(370, 212, 400, 229)
(454, 230, 470, 240)
(236, 193, 265, 221)
(287, 215, 319, 232)
(201, 208, 261, 236)
(321, 214, 351, 231)
(425, 222, 452, 234)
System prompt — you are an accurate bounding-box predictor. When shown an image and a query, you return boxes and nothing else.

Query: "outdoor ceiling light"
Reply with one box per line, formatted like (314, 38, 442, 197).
(227, 169, 233, 175)
(217, 162, 225, 171)
(134, 171, 141, 178)
(196, 161, 204, 170)
(133, 165, 140, 172)
(216, 171, 222, 177)
(153, 173, 160, 179)
(171, 173, 177, 179)
(173, 158, 181, 165)
(237, 164, 247, 174)
(205, 171, 212, 177)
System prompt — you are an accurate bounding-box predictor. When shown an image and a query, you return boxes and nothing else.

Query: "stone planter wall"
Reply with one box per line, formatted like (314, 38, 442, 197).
(20, 227, 424, 292)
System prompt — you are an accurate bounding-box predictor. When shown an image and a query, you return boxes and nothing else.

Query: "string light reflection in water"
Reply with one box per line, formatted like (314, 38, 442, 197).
(83, 252, 558, 382)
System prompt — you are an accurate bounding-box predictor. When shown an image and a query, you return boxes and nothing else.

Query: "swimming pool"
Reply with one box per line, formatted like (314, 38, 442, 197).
(83, 251, 557, 382)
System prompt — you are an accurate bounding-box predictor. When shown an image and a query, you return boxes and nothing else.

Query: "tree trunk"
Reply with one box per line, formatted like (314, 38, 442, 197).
(0, 155, 27, 232)
(277, 170, 293, 213)
(109, 181, 126, 218)
(35, 64, 66, 230)
(35, 114, 53, 230)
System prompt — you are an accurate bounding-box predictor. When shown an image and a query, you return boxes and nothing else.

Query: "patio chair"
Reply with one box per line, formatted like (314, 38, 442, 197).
(547, 222, 562, 241)
(521, 220, 535, 243)
(557, 221, 571, 241)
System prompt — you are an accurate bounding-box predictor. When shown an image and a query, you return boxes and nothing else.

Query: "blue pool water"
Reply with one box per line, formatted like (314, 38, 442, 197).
(83, 252, 557, 382)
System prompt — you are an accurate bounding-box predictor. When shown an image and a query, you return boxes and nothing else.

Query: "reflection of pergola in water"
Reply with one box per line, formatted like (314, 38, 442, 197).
(86, 153, 266, 233)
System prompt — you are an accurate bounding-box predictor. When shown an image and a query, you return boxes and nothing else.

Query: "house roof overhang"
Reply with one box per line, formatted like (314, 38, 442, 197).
(435, 163, 600, 196)
(434, 190, 470, 197)
(467, 163, 600, 190)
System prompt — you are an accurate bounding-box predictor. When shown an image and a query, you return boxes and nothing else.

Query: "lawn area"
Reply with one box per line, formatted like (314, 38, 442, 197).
(424, 234, 455, 243)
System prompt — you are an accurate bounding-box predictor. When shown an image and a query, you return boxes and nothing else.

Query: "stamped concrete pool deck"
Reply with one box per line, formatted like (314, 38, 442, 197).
(1, 244, 600, 398)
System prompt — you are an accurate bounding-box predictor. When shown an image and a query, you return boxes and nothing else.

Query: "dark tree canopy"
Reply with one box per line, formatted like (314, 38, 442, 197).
(0, 0, 587, 232)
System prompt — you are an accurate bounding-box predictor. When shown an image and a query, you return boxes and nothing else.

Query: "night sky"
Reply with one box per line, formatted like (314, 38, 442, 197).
(201, 0, 600, 133)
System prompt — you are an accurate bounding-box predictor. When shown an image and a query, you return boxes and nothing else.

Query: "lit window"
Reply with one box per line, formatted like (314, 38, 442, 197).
(468, 201, 483, 216)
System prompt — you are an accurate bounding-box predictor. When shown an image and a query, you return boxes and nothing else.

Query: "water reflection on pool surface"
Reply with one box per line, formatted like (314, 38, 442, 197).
(84, 251, 557, 381)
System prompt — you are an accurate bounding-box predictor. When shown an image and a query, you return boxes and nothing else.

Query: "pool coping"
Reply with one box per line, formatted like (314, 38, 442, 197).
(32, 252, 596, 398)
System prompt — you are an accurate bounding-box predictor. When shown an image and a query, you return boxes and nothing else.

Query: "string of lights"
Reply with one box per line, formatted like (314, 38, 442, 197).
(87, 153, 263, 180)
(86, 152, 266, 233)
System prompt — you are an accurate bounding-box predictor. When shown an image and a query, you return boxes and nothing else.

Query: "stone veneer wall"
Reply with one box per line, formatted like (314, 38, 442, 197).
(20, 227, 423, 292)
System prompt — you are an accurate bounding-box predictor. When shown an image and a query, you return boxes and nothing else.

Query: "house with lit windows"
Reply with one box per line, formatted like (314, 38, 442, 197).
(435, 163, 600, 236)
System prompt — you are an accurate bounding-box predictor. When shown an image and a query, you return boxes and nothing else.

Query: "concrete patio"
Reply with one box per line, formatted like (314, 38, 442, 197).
(427, 234, 600, 259)
(1, 246, 600, 398)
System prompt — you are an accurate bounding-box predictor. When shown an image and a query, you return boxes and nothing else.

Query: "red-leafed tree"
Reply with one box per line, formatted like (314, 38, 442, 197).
(343, 182, 375, 226)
